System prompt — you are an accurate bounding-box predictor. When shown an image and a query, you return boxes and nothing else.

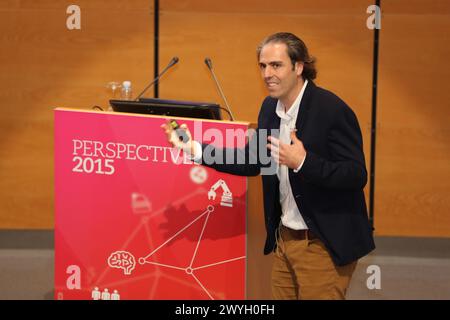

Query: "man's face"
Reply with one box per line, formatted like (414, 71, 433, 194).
(259, 42, 303, 103)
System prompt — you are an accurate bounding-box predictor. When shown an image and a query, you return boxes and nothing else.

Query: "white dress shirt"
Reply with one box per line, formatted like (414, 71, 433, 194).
(276, 80, 308, 230)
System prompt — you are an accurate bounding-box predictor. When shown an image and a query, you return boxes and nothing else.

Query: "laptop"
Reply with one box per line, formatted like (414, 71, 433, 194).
(109, 98, 223, 120)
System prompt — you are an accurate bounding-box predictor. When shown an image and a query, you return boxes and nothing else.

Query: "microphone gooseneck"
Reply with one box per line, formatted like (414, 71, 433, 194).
(204, 57, 235, 121)
(135, 56, 179, 101)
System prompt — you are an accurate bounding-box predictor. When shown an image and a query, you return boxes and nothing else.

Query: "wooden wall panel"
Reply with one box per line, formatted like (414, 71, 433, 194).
(375, 1, 450, 237)
(0, 1, 154, 228)
(160, 0, 373, 299)
(161, 0, 371, 14)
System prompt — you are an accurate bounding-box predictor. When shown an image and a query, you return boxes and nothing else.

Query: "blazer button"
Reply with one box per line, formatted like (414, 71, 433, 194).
(295, 194, 301, 198)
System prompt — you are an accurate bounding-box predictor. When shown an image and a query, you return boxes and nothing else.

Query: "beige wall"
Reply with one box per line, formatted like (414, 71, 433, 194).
(0, 0, 154, 228)
(375, 1, 450, 237)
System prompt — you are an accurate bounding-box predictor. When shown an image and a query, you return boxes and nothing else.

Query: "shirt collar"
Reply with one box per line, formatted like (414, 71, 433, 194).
(275, 79, 308, 121)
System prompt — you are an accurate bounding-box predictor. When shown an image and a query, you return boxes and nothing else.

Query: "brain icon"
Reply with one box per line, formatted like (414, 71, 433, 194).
(107, 251, 136, 275)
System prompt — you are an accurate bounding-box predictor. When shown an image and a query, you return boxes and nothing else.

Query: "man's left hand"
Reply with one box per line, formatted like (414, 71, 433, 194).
(267, 131, 307, 170)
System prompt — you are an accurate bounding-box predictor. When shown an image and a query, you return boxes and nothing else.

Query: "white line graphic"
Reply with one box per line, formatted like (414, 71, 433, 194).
(95, 189, 203, 284)
(141, 261, 185, 271)
(189, 207, 213, 268)
(193, 256, 246, 271)
(140, 205, 212, 261)
(95, 194, 245, 300)
(138, 204, 245, 299)
(191, 273, 214, 300)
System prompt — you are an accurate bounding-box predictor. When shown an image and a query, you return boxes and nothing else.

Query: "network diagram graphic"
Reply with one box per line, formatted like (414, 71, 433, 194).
(136, 204, 245, 300)
(96, 179, 245, 300)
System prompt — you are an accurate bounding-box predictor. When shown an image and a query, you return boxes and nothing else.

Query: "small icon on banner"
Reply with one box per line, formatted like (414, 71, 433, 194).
(111, 289, 121, 300)
(108, 251, 136, 275)
(91, 287, 101, 300)
(208, 179, 233, 207)
(91, 287, 121, 300)
(190, 166, 208, 184)
(131, 192, 152, 214)
(101, 288, 111, 300)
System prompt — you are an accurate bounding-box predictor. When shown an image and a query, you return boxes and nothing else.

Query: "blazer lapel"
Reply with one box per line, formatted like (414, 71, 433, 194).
(266, 98, 281, 133)
(295, 80, 315, 139)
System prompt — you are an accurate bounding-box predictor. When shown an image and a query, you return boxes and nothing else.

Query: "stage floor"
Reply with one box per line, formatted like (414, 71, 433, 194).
(1, 231, 449, 300)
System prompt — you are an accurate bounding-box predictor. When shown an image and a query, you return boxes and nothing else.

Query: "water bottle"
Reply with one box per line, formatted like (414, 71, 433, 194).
(121, 80, 132, 100)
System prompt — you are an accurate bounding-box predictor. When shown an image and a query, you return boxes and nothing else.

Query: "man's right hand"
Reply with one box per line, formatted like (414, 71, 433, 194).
(160, 120, 197, 156)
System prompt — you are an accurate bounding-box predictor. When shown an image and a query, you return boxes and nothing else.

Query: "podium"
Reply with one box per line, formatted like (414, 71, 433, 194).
(54, 108, 249, 300)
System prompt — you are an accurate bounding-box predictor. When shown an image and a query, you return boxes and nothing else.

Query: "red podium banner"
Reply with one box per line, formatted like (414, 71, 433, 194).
(54, 109, 248, 300)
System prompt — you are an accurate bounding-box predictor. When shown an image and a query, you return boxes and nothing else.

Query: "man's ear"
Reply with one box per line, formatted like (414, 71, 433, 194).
(295, 62, 304, 77)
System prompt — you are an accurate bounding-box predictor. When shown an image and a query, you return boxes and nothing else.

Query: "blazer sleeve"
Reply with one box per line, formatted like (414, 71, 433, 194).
(298, 103, 368, 190)
(199, 129, 263, 177)
(197, 97, 277, 177)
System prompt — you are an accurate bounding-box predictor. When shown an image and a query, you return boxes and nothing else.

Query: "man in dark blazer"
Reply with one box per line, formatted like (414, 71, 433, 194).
(162, 32, 375, 299)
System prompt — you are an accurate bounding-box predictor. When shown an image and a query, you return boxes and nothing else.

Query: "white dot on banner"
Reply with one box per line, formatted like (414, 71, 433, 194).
(190, 166, 207, 184)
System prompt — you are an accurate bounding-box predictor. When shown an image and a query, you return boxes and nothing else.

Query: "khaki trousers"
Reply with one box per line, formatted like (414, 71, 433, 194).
(271, 225, 357, 300)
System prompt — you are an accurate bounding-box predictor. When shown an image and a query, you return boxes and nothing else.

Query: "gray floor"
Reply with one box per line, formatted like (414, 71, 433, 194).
(347, 236, 450, 300)
(0, 231, 449, 300)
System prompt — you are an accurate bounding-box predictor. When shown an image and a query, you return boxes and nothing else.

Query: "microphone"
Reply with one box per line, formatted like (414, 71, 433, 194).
(204, 57, 235, 121)
(135, 56, 179, 101)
